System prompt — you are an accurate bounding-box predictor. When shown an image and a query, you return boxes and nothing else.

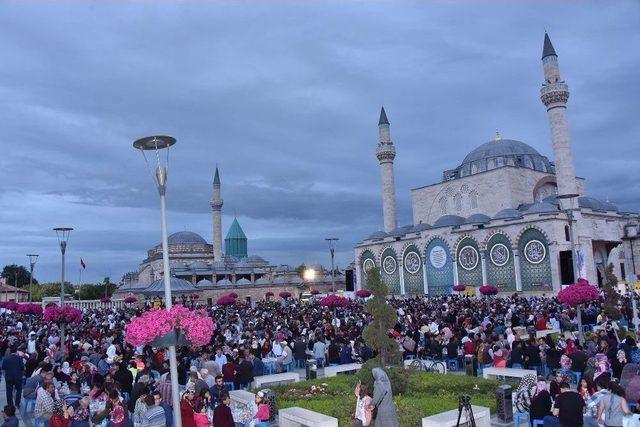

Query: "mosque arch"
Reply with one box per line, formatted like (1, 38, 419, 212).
(380, 247, 401, 295)
(486, 232, 517, 292)
(401, 243, 424, 295)
(455, 236, 483, 287)
(359, 249, 377, 289)
(518, 228, 553, 291)
(425, 237, 454, 295)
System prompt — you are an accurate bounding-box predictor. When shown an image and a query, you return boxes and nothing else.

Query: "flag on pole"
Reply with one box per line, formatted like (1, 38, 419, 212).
(80, 258, 86, 269)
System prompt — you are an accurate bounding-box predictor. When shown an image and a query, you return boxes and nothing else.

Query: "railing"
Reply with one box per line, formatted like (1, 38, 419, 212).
(41, 297, 126, 310)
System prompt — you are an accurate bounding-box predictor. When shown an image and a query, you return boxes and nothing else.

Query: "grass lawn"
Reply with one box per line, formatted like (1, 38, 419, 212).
(267, 371, 501, 426)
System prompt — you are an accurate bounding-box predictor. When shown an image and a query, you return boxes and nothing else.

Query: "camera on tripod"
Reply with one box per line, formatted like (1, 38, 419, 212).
(456, 394, 476, 427)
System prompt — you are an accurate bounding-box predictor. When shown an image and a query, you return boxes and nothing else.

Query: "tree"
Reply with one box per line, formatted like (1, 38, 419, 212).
(361, 268, 400, 365)
(1, 264, 37, 287)
(296, 264, 307, 277)
(78, 282, 118, 300)
(603, 263, 622, 320)
(30, 283, 75, 302)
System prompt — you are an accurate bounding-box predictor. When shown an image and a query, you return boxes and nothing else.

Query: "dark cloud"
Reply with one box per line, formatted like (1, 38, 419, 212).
(1, 1, 638, 282)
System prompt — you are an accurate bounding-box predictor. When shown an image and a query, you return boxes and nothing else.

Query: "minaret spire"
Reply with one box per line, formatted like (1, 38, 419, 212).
(540, 32, 579, 202)
(210, 166, 224, 261)
(376, 106, 397, 232)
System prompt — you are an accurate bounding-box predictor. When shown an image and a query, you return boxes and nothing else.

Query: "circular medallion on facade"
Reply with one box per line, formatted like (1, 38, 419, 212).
(490, 243, 510, 267)
(404, 252, 421, 274)
(429, 245, 447, 269)
(458, 245, 479, 271)
(363, 258, 375, 273)
(524, 240, 546, 264)
(383, 256, 397, 275)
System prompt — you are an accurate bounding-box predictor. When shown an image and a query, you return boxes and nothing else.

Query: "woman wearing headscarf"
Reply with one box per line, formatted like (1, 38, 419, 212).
(371, 368, 399, 427)
(529, 378, 552, 425)
(515, 374, 537, 414)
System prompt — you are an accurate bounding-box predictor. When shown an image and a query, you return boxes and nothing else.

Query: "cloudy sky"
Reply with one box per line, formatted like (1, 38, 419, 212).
(1, 1, 638, 284)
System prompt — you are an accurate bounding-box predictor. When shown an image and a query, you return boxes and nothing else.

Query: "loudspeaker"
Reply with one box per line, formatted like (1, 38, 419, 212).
(345, 269, 354, 291)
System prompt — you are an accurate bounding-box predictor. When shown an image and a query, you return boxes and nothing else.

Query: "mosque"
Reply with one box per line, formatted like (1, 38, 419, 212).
(118, 167, 342, 302)
(355, 33, 640, 296)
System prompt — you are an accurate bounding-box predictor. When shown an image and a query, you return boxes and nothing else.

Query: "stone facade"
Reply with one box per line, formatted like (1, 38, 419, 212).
(355, 33, 639, 296)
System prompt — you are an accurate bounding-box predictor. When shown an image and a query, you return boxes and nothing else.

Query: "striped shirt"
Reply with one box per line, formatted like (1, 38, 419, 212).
(141, 404, 167, 427)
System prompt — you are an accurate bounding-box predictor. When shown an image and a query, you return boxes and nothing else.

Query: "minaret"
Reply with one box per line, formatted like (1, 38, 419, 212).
(376, 106, 397, 232)
(540, 32, 579, 202)
(210, 166, 223, 261)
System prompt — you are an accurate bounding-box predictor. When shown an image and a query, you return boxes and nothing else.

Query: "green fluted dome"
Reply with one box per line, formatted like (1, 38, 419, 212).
(225, 217, 247, 258)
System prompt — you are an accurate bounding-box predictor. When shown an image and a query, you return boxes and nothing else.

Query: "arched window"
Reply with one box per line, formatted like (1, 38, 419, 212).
(564, 225, 570, 241)
(454, 193, 462, 212)
(469, 191, 478, 210)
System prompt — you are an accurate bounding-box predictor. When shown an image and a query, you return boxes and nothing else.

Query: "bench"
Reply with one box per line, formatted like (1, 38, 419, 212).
(279, 407, 339, 427)
(482, 367, 537, 381)
(253, 372, 300, 389)
(323, 363, 362, 378)
(422, 405, 490, 427)
(230, 389, 256, 406)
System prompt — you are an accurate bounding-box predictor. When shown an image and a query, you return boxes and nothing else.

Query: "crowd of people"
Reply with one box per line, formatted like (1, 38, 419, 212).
(0, 291, 639, 426)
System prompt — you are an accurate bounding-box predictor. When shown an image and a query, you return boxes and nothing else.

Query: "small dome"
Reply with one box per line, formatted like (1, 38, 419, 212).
(366, 231, 388, 240)
(411, 223, 432, 233)
(579, 196, 618, 212)
(236, 278, 252, 285)
(196, 279, 214, 288)
(247, 255, 266, 264)
(170, 261, 188, 270)
(216, 278, 232, 286)
(525, 202, 559, 214)
(235, 258, 250, 268)
(168, 231, 207, 245)
(189, 261, 208, 270)
(433, 215, 466, 227)
(388, 225, 413, 238)
(493, 208, 523, 220)
(465, 214, 491, 224)
(142, 277, 196, 295)
(255, 276, 271, 285)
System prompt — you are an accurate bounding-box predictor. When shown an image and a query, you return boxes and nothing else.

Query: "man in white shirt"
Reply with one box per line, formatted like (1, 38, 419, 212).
(214, 348, 228, 373)
(313, 339, 327, 368)
(27, 333, 37, 354)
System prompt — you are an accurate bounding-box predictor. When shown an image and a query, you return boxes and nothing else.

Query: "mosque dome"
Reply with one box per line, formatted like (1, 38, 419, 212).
(196, 279, 214, 288)
(493, 208, 523, 220)
(465, 214, 491, 224)
(142, 277, 196, 295)
(448, 137, 553, 179)
(168, 231, 208, 245)
(433, 215, 466, 227)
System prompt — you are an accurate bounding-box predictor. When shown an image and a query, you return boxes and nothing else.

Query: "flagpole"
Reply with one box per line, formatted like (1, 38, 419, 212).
(79, 267, 82, 287)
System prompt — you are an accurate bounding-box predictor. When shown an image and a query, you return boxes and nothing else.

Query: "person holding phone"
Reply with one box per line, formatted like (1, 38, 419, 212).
(352, 381, 373, 427)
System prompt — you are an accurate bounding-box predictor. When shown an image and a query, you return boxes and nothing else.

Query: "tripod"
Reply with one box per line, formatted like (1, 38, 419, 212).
(455, 394, 476, 427)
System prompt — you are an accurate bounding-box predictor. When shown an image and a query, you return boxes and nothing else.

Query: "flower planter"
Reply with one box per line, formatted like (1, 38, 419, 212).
(150, 328, 188, 347)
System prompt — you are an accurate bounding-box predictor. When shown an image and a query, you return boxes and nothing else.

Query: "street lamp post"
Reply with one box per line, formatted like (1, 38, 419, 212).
(325, 238, 339, 293)
(27, 254, 39, 303)
(53, 227, 73, 347)
(623, 223, 639, 330)
(557, 193, 583, 342)
(133, 135, 181, 427)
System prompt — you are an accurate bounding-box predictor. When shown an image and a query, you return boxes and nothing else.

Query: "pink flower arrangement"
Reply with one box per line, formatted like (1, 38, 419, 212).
(279, 291, 292, 299)
(558, 279, 600, 306)
(100, 297, 112, 303)
(44, 306, 83, 323)
(453, 285, 467, 292)
(320, 294, 349, 308)
(124, 296, 137, 304)
(355, 289, 372, 298)
(265, 291, 274, 297)
(0, 301, 19, 311)
(216, 295, 236, 306)
(310, 289, 320, 295)
(228, 292, 238, 299)
(479, 285, 499, 296)
(125, 306, 215, 348)
(17, 303, 43, 315)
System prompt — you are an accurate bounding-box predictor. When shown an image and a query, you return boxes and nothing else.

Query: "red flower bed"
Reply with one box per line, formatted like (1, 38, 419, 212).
(479, 285, 499, 296)
(44, 306, 83, 323)
(265, 291, 274, 297)
(125, 306, 215, 347)
(453, 285, 466, 292)
(279, 291, 292, 299)
(558, 279, 600, 306)
(310, 289, 320, 295)
(17, 303, 43, 315)
(355, 289, 372, 298)
(100, 297, 112, 303)
(228, 292, 238, 299)
(124, 296, 137, 304)
(216, 295, 236, 306)
(0, 301, 19, 311)
(320, 294, 349, 308)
